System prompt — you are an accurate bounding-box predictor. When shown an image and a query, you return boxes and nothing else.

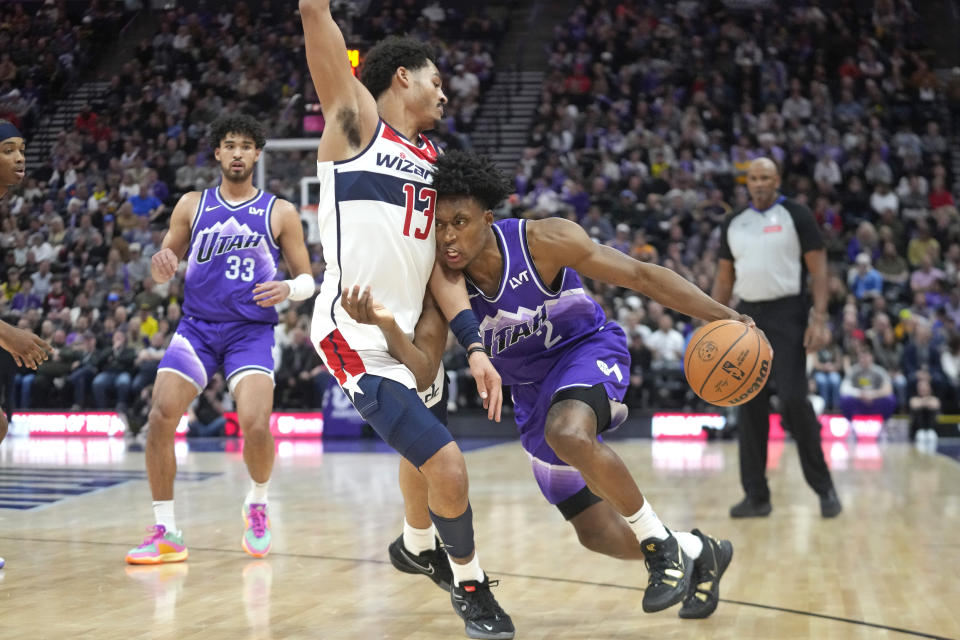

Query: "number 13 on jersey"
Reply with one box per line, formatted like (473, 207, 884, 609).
(402, 184, 436, 240)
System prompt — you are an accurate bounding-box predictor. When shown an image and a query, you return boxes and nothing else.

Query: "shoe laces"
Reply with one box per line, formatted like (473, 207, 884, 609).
(458, 579, 506, 621)
(247, 504, 268, 537)
(140, 524, 167, 545)
(643, 543, 678, 582)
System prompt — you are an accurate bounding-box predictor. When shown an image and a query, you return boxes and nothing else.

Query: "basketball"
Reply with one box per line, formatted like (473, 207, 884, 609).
(684, 320, 772, 407)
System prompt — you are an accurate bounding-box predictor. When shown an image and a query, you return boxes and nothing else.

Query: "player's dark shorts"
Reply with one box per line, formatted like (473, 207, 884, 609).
(350, 373, 453, 468)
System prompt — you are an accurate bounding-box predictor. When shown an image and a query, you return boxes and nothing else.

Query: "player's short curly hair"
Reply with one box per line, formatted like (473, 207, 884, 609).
(432, 150, 513, 211)
(361, 36, 436, 100)
(209, 114, 266, 149)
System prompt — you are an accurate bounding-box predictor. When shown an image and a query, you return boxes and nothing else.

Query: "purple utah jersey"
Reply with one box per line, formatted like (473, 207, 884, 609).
(466, 218, 609, 386)
(182, 187, 282, 323)
(467, 218, 630, 509)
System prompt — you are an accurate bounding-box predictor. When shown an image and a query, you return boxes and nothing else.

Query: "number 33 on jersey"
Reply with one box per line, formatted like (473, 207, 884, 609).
(183, 187, 282, 323)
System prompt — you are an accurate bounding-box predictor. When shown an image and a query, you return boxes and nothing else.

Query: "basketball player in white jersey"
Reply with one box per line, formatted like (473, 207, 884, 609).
(0, 120, 54, 570)
(300, 1, 513, 637)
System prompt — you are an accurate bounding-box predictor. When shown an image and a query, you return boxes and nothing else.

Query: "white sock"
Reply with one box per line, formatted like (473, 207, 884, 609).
(153, 500, 177, 533)
(246, 480, 270, 506)
(449, 552, 485, 586)
(626, 500, 668, 542)
(403, 519, 437, 555)
(673, 531, 703, 560)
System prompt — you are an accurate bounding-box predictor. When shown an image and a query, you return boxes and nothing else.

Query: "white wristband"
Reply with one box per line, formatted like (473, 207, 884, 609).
(284, 273, 316, 301)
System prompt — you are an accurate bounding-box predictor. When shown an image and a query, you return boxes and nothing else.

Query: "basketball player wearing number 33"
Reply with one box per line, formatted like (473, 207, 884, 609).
(342, 150, 767, 619)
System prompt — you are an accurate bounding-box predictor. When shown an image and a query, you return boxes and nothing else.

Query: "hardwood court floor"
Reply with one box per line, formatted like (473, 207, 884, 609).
(0, 436, 957, 640)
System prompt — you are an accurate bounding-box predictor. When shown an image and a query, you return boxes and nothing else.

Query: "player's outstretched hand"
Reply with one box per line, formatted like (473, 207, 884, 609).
(340, 285, 394, 328)
(253, 281, 291, 307)
(0, 325, 53, 370)
(150, 248, 179, 284)
(467, 350, 502, 422)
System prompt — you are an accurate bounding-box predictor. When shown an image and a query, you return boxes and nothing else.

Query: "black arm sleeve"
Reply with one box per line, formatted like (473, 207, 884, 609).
(784, 200, 824, 253)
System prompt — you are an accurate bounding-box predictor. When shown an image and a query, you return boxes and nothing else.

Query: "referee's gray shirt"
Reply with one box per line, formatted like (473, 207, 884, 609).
(718, 195, 824, 303)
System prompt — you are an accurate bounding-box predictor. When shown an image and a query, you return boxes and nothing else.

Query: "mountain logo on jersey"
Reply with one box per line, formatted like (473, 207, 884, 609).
(375, 153, 432, 179)
(194, 218, 266, 264)
(480, 303, 563, 356)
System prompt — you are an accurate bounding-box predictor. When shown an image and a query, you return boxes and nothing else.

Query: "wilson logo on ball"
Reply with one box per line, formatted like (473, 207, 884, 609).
(725, 358, 771, 406)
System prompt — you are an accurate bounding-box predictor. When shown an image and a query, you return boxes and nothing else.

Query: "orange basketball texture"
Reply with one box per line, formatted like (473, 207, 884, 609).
(684, 320, 773, 406)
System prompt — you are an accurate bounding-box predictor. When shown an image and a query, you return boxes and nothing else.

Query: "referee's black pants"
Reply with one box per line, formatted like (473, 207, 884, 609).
(737, 296, 835, 502)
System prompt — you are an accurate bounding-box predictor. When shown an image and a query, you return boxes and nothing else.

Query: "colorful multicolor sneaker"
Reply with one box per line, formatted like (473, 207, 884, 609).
(241, 503, 272, 558)
(125, 525, 188, 565)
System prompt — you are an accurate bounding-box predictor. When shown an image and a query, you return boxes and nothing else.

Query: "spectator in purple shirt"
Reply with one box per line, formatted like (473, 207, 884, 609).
(10, 279, 43, 313)
(910, 254, 946, 293)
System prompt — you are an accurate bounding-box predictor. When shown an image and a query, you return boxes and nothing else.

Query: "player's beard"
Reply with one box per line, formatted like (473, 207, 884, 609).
(0, 163, 24, 190)
(222, 163, 254, 183)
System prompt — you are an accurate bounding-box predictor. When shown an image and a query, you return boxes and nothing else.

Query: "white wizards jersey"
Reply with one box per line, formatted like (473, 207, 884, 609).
(311, 119, 439, 390)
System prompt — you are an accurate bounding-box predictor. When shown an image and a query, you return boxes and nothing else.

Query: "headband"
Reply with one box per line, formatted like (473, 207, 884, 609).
(0, 123, 22, 142)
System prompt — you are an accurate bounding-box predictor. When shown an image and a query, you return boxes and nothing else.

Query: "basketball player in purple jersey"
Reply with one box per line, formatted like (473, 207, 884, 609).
(125, 115, 313, 565)
(343, 151, 757, 619)
(300, 1, 512, 637)
(0, 120, 53, 571)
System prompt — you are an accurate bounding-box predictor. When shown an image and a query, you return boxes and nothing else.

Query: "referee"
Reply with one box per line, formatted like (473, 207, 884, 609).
(712, 158, 842, 519)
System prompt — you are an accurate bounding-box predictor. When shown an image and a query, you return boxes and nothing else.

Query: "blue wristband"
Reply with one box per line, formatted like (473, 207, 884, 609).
(449, 309, 481, 350)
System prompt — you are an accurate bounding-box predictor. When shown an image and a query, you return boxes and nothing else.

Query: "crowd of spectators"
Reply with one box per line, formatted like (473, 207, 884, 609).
(3, 0, 958, 437)
(500, 0, 960, 427)
(0, 0, 503, 426)
(0, 0, 128, 135)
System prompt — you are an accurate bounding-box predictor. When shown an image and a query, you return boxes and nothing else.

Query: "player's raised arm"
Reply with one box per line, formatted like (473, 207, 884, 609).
(299, 0, 378, 161)
(151, 191, 200, 284)
(254, 200, 315, 307)
(529, 217, 744, 325)
(341, 286, 447, 391)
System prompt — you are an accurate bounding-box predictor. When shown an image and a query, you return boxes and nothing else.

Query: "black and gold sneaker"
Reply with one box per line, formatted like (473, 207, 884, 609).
(678, 529, 734, 619)
(450, 575, 515, 639)
(640, 531, 693, 612)
(388, 535, 453, 591)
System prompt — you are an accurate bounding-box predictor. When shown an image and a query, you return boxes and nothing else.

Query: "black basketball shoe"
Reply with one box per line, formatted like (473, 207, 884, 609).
(640, 531, 693, 613)
(388, 535, 453, 591)
(678, 529, 734, 619)
(819, 488, 842, 518)
(729, 496, 772, 518)
(450, 575, 515, 639)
